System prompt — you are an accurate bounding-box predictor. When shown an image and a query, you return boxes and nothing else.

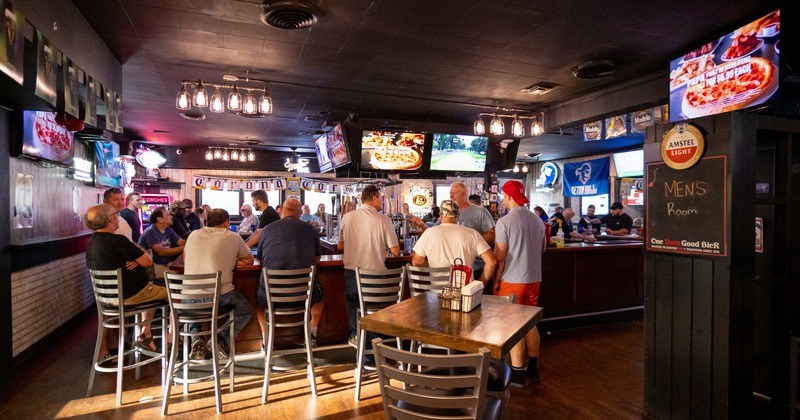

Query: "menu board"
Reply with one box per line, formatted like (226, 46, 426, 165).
(669, 10, 780, 122)
(645, 156, 727, 257)
(360, 130, 425, 171)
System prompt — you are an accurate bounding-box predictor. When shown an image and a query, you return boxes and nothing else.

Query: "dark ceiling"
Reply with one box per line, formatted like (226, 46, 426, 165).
(69, 0, 778, 161)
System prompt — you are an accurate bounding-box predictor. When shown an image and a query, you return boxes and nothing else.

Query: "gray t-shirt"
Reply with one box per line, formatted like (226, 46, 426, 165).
(495, 206, 546, 284)
(436, 204, 495, 271)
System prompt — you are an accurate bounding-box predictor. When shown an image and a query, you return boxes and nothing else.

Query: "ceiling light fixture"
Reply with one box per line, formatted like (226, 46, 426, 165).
(176, 77, 274, 116)
(473, 111, 545, 137)
(205, 147, 255, 163)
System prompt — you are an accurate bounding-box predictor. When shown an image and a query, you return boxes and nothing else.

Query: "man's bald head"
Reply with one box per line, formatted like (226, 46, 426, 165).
(563, 207, 576, 220)
(281, 198, 302, 218)
(84, 203, 116, 231)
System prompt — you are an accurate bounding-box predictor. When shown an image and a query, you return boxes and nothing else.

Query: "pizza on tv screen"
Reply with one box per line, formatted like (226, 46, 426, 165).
(360, 130, 425, 171)
(430, 134, 488, 172)
(21, 111, 74, 165)
(669, 10, 780, 122)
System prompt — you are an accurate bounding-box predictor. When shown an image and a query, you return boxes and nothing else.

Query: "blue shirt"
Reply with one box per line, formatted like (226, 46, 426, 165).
(138, 225, 182, 265)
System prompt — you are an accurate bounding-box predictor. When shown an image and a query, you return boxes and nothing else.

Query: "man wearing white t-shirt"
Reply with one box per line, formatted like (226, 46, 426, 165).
(411, 200, 497, 286)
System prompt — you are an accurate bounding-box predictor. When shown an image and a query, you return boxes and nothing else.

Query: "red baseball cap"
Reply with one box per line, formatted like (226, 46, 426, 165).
(501, 180, 529, 205)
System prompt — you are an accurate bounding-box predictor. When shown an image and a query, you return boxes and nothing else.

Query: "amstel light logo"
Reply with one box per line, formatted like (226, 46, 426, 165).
(661, 123, 705, 170)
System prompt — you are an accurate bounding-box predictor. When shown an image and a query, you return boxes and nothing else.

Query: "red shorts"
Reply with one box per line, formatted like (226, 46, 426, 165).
(496, 281, 540, 306)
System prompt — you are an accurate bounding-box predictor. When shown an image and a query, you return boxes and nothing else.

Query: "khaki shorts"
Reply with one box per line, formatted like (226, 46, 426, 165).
(124, 282, 168, 305)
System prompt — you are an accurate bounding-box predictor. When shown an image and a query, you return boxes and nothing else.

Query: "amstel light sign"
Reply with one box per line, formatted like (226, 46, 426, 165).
(661, 123, 705, 170)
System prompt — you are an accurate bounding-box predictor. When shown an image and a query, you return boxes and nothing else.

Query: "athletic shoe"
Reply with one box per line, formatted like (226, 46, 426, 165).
(348, 336, 357, 348)
(190, 338, 209, 360)
(207, 340, 228, 361)
(510, 367, 526, 388)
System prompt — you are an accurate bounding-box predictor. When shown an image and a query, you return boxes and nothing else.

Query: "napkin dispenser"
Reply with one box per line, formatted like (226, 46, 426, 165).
(461, 281, 483, 312)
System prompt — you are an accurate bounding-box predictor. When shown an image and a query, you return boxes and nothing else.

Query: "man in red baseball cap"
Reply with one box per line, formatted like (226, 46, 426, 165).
(494, 180, 547, 387)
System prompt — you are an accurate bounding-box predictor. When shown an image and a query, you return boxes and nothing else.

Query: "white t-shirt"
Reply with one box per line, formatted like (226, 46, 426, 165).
(115, 216, 133, 242)
(412, 223, 491, 279)
(238, 214, 259, 233)
(340, 205, 399, 271)
(184, 226, 252, 295)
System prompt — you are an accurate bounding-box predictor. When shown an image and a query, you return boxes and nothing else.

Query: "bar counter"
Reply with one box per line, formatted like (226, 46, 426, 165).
(171, 240, 642, 352)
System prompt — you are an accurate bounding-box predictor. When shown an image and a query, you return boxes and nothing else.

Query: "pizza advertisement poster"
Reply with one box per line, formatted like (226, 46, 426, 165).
(360, 130, 425, 171)
(669, 9, 779, 122)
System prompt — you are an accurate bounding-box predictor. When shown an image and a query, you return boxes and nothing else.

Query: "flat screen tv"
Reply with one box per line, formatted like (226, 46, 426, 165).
(95, 140, 121, 187)
(613, 149, 644, 178)
(314, 132, 332, 173)
(669, 9, 780, 122)
(20, 111, 75, 165)
(326, 123, 351, 170)
(430, 134, 488, 172)
(360, 130, 426, 171)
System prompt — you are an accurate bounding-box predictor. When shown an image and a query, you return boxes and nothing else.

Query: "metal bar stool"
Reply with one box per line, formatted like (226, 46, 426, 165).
(406, 264, 452, 355)
(261, 266, 318, 404)
(86, 269, 168, 406)
(161, 271, 235, 415)
(354, 266, 406, 401)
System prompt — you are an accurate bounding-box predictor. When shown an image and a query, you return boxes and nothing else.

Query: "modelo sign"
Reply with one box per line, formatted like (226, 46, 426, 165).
(661, 123, 705, 170)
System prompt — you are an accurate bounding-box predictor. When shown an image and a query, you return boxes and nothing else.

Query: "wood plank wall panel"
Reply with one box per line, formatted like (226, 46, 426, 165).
(690, 258, 713, 416)
(671, 256, 693, 420)
(9, 141, 104, 245)
(651, 252, 674, 418)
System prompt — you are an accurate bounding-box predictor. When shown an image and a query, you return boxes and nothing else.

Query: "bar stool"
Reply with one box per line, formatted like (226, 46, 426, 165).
(405, 264, 452, 355)
(354, 266, 406, 401)
(261, 266, 317, 404)
(161, 271, 235, 415)
(86, 269, 168, 406)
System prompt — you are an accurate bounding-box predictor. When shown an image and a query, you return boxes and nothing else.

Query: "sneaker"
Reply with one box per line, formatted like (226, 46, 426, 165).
(510, 367, 526, 388)
(190, 338, 210, 360)
(526, 365, 541, 383)
(207, 339, 229, 361)
(348, 336, 357, 348)
(363, 359, 377, 371)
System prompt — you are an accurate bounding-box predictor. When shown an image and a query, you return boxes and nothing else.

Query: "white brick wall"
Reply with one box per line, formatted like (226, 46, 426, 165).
(11, 254, 93, 357)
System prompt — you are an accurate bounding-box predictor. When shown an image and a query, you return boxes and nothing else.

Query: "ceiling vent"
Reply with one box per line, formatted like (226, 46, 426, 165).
(572, 60, 618, 79)
(260, 2, 318, 30)
(180, 112, 206, 121)
(521, 82, 560, 95)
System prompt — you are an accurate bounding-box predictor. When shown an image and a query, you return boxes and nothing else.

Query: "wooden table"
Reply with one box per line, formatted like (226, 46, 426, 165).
(360, 292, 543, 359)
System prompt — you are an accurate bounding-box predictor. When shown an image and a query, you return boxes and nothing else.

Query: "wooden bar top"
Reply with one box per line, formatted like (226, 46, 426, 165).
(361, 292, 543, 359)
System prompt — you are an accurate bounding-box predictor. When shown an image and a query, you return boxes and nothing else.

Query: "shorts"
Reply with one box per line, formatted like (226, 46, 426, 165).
(124, 282, 168, 305)
(496, 281, 540, 306)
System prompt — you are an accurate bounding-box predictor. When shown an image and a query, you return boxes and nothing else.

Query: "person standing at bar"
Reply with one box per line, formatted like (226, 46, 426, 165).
(493, 180, 547, 387)
(103, 188, 132, 241)
(601, 202, 634, 236)
(184, 198, 203, 231)
(338, 185, 399, 347)
(169, 200, 191, 240)
(578, 204, 602, 235)
(120, 192, 144, 243)
(246, 189, 281, 248)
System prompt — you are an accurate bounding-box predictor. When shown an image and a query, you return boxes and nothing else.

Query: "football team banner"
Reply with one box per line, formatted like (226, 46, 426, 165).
(563, 157, 610, 196)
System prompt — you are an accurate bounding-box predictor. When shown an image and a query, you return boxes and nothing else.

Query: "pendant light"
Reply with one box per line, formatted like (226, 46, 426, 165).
(209, 87, 225, 113)
(511, 114, 524, 137)
(473, 116, 486, 135)
(213, 148, 222, 159)
(258, 87, 273, 114)
(231, 149, 240, 161)
(243, 91, 258, 115)
(205, 149, 213, 160)
(192, 79, 208, 107)
(227, 84, 242, 112)
(176, 84, 191, 110)
(490, 114, 505, 135)
(248, 149, 255, 161)
(221, 149, 230, 161)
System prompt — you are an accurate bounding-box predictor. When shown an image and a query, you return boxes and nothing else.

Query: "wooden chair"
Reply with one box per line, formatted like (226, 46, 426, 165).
(86, 269, 168, 407)
(354, 266, 405, 401)
(261, 266, 317, 404)
(373, 337, 502, 420)
(162, 271, 235, 415)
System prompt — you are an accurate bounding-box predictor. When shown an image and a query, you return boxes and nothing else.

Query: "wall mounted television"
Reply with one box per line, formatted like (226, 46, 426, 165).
(314, 132, 333, 173)
(326, 123, 351, 170)
(430, 133, 488, 172)
(612, 149, 644, 178)
(669, 9, 780, 122)
(18, 111, 75, 166)
(95, 140, 121, 188)
(360, 130, 426, 171)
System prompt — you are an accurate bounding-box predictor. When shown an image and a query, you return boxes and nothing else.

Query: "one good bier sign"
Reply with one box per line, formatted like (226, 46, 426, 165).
(645, 155, 727, 257)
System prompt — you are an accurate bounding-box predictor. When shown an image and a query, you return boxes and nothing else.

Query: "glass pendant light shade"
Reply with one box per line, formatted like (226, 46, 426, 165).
(513, 164, 520, 173)
(231, 149, 240, 160)
(243, 92, 257, 114)
(490, 114, 505, 135)
(213, 148, 222, 159)
(221, 149, 230, 161)
(258, 88, 273, 114)
(473, 117, 486, 135)
(238, 151, 247, 162)
(205, 149, 213, 160)
(522, 164, 529, 173)
(531, 117, 542, 136)
(176, 84, 191, 110)
(227, 84, 242, 111)
(192, 80, 208, 107)
(209, 88, 224, 113)
(248, 149, 255, 161)
(511, 114, 524, 137)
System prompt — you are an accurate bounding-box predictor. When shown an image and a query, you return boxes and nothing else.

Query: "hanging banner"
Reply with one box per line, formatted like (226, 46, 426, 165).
(300, 178, 313, 191)
(563, 157, 610, 196)
(192, 175, 208, 189)
(35, 30, 58, 106)
(583, 120, 602, 141)
(114, 92, 123, 133)
(605, 115, 627, 139)
(84, 75, 97, 127)
(105, 88, 115, 131)
(192, 175, 339, 192)
(63, 56, 80, 117)
(630, 108, 654, 134)
(273, 178, 286, 190)
(0, 0, 24, 84)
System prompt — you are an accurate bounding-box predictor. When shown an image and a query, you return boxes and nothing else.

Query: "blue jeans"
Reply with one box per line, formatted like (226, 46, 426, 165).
(345, 269, 376, 361)
(189, 290, 253, 346)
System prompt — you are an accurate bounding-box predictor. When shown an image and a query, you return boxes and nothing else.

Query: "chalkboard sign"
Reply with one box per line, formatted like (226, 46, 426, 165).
(645, 155, 727, 257)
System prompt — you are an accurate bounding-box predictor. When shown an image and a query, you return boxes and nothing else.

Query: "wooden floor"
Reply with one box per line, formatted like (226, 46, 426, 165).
(0, 317, 644, 419)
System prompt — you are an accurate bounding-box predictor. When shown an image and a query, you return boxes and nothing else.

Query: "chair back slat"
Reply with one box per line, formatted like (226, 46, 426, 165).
(355, 267, 405, 318)
(262, 266, 315, 314)
(406, 264, 451, 296)
(373, 337, 491, 420)
(163, 272, 222, 316)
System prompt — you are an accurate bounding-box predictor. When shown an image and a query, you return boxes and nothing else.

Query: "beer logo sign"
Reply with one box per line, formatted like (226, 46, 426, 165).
(661, 123, 705, 170)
